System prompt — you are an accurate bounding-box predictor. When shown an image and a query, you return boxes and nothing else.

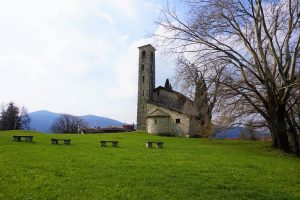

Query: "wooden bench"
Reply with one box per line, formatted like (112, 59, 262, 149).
(51, 138, 71, 145)
(100, 140, 118, 147)
(12, 135, 33, 142)
(146, 141, 164, 149)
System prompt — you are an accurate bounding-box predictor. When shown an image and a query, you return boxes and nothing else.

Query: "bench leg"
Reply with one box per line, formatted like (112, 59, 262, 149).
(64, 140, 70, 145)
(51, 140, 58, 144)
(112, 142, 118, 147)
(146, 143, 153, 148)
(100, 141, 106, 147)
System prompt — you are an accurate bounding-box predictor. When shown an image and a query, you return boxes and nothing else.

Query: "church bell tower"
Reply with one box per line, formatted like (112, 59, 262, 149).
(137, 44, 156, 130)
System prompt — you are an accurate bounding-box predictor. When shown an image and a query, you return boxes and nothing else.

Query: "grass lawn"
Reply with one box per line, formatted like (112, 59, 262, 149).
(0, 131, 299, 200)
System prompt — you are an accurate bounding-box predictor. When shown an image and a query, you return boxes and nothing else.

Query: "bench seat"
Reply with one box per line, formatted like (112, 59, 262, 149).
(12, 135, 33, 142)
(100, 140, 118, 147)
(51, 138, 71, 145)
(146, 141, 164, 148)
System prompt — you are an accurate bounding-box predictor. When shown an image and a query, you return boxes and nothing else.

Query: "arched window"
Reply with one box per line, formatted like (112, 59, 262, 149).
(142, 90, 144, 96)
(141, 64, 144, 71)
(142, 76, 145, 83)
(142, 51, 146, 59)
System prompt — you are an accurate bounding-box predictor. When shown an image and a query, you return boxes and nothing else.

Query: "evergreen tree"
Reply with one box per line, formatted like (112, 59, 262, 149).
(0, 102, 30, 130)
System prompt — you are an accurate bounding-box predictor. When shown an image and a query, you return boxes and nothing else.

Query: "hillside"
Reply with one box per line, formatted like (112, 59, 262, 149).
(29, 110, 123, 133)
(0, 131, 299, 200)
(214, 127, 270, 139)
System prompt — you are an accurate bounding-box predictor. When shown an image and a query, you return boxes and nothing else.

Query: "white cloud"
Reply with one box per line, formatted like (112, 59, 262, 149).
(108, 38, 153, 98)
(106, 0, 137, 19)
(106, 25, 177, 123)
(0, 0, 173, 123)
(109, 23, 179, 97)
(95, 10, 114, 25)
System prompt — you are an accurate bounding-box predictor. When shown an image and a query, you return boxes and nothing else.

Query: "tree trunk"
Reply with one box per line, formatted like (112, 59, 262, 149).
(269, 106, 290, 153)
(270, 128, 279, 148)
(286, 114, 300, 156)
(289, 128, 300, 156)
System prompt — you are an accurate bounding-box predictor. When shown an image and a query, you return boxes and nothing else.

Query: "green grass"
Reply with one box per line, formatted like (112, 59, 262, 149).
(0, 131, 299, 200)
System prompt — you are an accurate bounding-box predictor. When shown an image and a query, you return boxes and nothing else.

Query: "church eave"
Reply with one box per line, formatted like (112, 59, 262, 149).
(146, 100, 192, 116)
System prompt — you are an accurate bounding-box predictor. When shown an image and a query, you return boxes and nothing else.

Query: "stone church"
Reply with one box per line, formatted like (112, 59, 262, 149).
(137, 44, 204, 137)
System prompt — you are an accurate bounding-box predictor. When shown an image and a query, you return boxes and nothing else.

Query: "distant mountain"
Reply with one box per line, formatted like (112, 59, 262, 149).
(214, 127, 270, 139)
(215, 127, 245, 139)
(29, 110, 124, 133)
(80, 115, 123, 128)
(29, 111, 60, 133)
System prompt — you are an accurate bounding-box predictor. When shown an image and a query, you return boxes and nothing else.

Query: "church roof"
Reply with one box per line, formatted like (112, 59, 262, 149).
(147, 109, 170, 118)
(153, 86, 193, 103)
(147, 101, 186, 115)
(147, 101, 200, 121)
(138, 44, 156, 51)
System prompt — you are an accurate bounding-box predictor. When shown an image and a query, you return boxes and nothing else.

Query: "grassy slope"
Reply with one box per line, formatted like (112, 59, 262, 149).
(0, 131, 299, 200)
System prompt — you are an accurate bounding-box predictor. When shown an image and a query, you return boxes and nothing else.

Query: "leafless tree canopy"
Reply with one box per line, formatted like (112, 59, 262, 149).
(157, 0, 300, 155)
(51, 114, 89, 134)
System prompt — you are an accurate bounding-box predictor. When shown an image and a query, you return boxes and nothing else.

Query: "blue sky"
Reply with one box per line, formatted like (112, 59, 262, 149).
(0, 0, 187, 123)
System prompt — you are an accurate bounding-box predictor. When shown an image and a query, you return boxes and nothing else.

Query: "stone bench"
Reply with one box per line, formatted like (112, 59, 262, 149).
(12, 135, 33, 142)
(146, 141, 164, 149)
(100, 140, 118, 147)
(51, 138, 71, 145)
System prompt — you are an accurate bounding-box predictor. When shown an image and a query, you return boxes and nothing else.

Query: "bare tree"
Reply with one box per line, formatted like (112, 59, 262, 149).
(175, 56, 224, 135)
(286, 76, 300, 155)
(51, 114, 89, 133)
(20, 107, 31, 130)
(157, 0, 300, 154)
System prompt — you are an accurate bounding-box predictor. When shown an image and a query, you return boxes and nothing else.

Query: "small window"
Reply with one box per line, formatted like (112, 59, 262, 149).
(151, 52, 154, 61)
(154, 119, 157, 125)
(142, 90, 144, 96)
(150, 65, 153, 72)
(141, 64, 144, 71)
(142, 51, 146, 59)
(142, 76, 145, 83)
(175, 119, 180, 124)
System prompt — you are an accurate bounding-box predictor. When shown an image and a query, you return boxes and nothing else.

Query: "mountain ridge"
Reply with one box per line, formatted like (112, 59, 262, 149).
(29, 110, 124, 133)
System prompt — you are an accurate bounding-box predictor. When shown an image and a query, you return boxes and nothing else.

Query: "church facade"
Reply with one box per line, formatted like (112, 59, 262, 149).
(136, 44, 203, 137)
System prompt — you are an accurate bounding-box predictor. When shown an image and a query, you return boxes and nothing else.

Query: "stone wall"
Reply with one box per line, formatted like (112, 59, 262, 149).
(147, 116, 170, 135)
(146, 103, 190, 136)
